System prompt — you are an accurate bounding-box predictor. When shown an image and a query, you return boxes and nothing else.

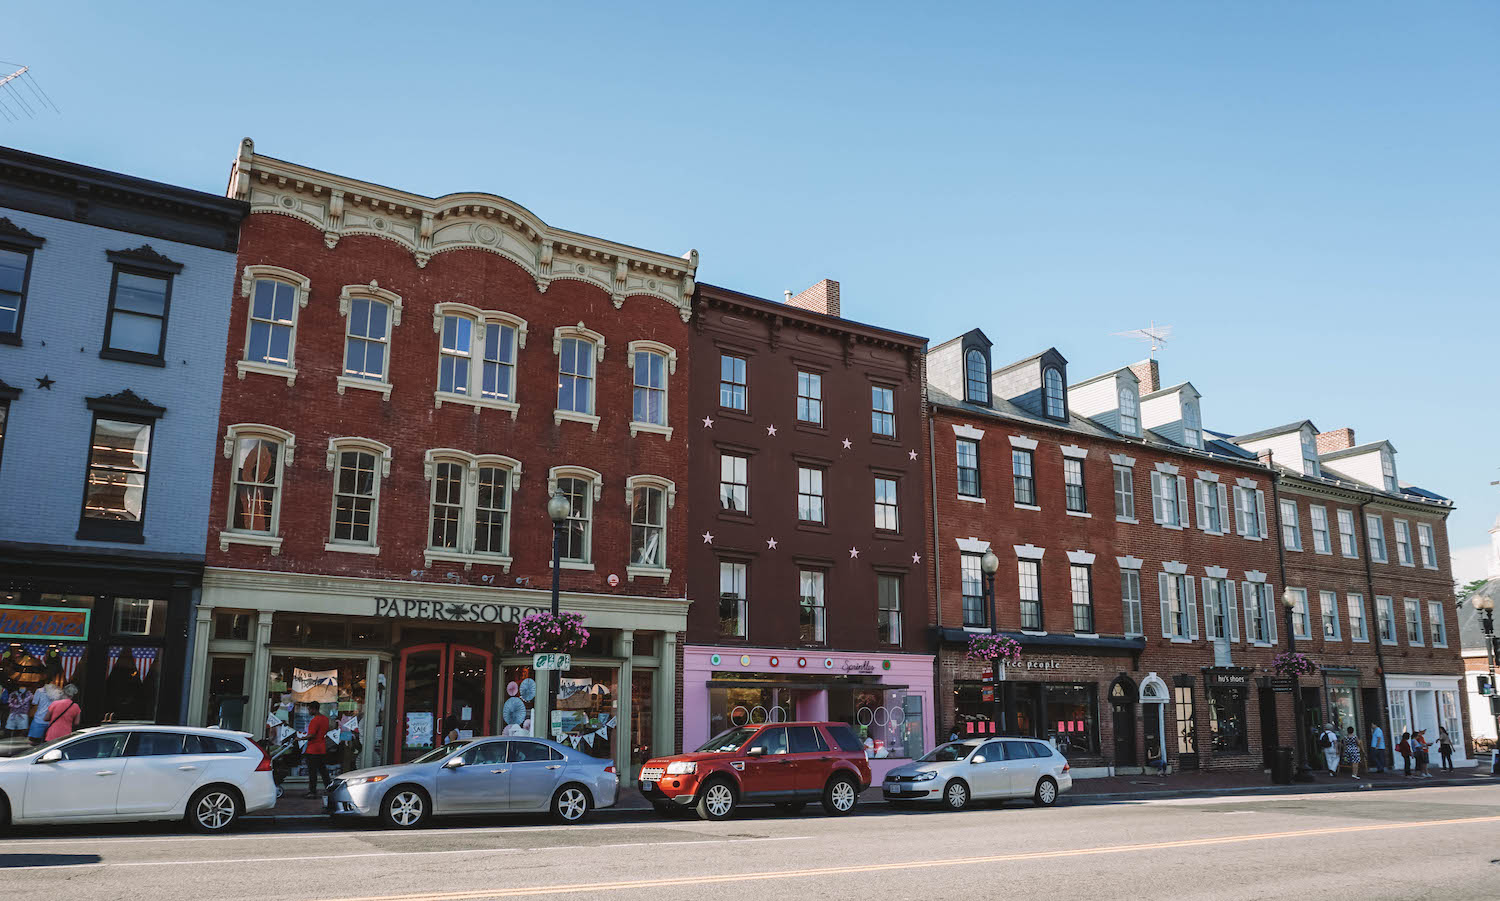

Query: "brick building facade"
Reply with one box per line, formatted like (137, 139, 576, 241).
(185, 139, 697, 786)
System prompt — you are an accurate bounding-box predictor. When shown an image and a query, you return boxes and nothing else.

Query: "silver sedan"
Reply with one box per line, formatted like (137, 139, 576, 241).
(882, 737, 1072, 811)
(327, 736, 618, 828)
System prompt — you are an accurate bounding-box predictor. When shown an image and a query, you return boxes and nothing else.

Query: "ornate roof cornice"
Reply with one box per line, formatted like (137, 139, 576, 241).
(0, 216, 44, 249)
(228, 138, 699, 321)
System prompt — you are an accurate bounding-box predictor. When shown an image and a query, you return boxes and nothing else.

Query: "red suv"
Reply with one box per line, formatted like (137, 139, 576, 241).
(638, 721, 871, 821)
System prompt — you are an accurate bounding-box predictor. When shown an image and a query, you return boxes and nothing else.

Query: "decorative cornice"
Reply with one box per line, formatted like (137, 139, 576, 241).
(0, 377, 20, 400)
(230, 138, 698, 320)
(86, 388, 165, 420)
(106, 245, 184, 275)
(0, 216, 44, 249)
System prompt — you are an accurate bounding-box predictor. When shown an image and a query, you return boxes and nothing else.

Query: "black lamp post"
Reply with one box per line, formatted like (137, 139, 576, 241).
(1476, 596, 1498, 775)
(545, 492, 571, 739)
(1281, 588, 1316, 781)
(981, 548, 1002, 733)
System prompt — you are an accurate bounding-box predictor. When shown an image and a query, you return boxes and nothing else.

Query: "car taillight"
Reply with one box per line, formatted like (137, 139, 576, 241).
(1061, 763, 1070, 773)
(604, 765, 616, 774)
(255, 744, 273, 772)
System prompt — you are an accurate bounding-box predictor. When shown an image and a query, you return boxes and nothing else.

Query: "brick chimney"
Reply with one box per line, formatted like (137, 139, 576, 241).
(1128, 359, 1160, 393)
(786, 279, 840, 318)
(1316, 427, 1356, 453)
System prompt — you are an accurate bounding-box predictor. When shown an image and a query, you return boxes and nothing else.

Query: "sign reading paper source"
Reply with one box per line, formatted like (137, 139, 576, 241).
(533, 653, 572, 671)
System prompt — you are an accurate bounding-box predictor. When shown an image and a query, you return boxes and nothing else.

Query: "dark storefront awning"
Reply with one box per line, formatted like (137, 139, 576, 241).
(936, 628, 1146, 654)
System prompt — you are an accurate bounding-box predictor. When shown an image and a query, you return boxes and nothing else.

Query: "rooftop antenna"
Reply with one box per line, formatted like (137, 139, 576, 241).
(1113, 320, 1173, 359)
(0, 62, 60, 122)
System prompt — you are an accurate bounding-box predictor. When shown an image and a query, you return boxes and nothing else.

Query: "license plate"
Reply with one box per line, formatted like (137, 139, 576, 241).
(641, 780, 656, 792)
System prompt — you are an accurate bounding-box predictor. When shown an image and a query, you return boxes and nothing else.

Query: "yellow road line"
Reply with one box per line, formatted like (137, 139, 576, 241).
(316, 814, 1500, 901)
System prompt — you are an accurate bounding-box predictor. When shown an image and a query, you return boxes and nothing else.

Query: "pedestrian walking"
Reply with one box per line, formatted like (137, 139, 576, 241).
(42, 685, 81, 741)
(27, 671, 67, 745)
(1397, 732, 1413, 776)
(4, 682, 32, 736)
(1437, 727, 1454, 771)
(1411, 729, 1433, 778)
(1369, 723, 1387, 773)
(1340, 726, 1363, 778)
(302, 701, 332, 798)
(1319, 723, 1341, 775)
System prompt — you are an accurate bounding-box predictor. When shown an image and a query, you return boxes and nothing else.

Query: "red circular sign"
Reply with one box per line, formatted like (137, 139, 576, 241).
(797, 657, 808, 668)
(607, 573, 620, 587)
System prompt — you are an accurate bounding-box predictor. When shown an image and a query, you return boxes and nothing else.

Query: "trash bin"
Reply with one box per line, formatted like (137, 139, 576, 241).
(1271, 746, 1294, 784)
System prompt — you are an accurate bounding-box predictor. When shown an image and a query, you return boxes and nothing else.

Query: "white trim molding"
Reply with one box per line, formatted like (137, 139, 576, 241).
(237, 264, 311, 386)
(626, 339, 678, 375)
(1109, 453, 1136, 467)
(625, 474, 677, 509)
(1154, 462, 1179, 475)
(1204, 565, 1229, 579)
(1196, 470, 1219, 482)
(952, 423, 985, 441)
(1008, 434, 1039, 450)
(421, 448, 524, 492)
(549, 465, 604, 501)
(1162, 560, 1189, 575)
(1014, 544, 1046, 560)
(553, 322, 607, 361)
(339, 281, 404, 326)
(1116, 555, 1144, 570)
(1243, 570, 1268, 583)
(1060, 444, 1088, 459)
(1236, 477, 1259, 489)
(223, 423, 295, 464)
(956, 537, 992, 554)
(1066, 549, 1096, 565)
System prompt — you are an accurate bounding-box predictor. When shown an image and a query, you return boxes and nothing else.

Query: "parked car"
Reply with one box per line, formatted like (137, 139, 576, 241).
(882, 736, 1070, 810)
(638, 721, 871, 821)
(327, 736, 617, 828)
(0, 725, 276, 833)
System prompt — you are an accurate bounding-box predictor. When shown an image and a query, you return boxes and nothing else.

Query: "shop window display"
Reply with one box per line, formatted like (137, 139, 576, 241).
(631, 669, 654, 771)
(555, 666, 618, 759)
(502, 664, 538, 737)
(1207, 685, 1249, 753)
(830, 686, 924, 760)
(266, 657, 372, 780)
(1044, 683, 1099, 756)
(707, 684, 796, 737)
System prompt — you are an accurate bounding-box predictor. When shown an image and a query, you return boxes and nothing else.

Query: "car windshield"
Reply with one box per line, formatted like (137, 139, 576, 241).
(696, 727, 758, 753)
(411, 740, 474, 765)
(919, 741, 981, 763)
(2, 731, 88, 758)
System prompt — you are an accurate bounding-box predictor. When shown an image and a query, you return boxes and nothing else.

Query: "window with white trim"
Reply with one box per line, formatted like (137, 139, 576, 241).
(1242, 582, 1277, 645)
(1070, 564, 1094, 633)
(871, 385, 895, 437)
(1150, 471, 1187, 528)
(1280, 499, 1302, 550)
(1114, 465, 1135, 520)
(327, 438, 391, 550)
(1063, 458, 1086, 513)
(1012, 449, 1036, 506)
(720, 454, 748, 513)
(1366, 514, 1388, 562)
(1019, 558, 1042, 631)
(1197, 479, 1223, 533)
(796, 371, 823, 425)
(1043, 368, 1066, 420)
(1403, 598, 1423, 645)
(957, 439, 981, 498)
(961, 552, 987, 628)
(424, 451, 521, 565)
(1117, 384, 1139, 436)
(557, 337, 596, 415)
(1301, 430, 1321, 477)
(1286, 588, 1311, 640)
(1416, 523, 1437, 568)
(433, 304, 526, 413)
(799, 569, 826, 644)
(1381, 450, 1397, 493)
(798, 466, 825, 523)
(1310, 505, 1332, 554)
(1319, 590, 1340, 640)
(1347, 594, 1368, 642)
(1428, 600, 1447, 647)
(1121, 569, 1143, 637)
(1202, 577, 1236, 642)
(630, 343, 672, 430)
(223, 424, 294, 546)
(1376, 596, 1397, 644)
(1159, 571, 1196, 640)
(1182, 401, 1202, 448)
(877, 574, 902, 646)
(720, 354, 747, 411)
(629, 478, 671, 571)
(874, 477, 900, 532)
(965, 349, 990, 404)
(1336, 509, 1358, 558)
(1394, 519, 1414, 566)
(719, 561, 747, 638)
(1233, 486, 1264, 539)
(337, 285, 403, 398)
(239, 266, 310, 383)
(556, 471, 596, 563)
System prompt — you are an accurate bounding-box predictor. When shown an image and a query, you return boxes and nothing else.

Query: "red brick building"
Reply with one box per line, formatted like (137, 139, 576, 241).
(682, 281, 933, 781)
(184, 139, 697, 786)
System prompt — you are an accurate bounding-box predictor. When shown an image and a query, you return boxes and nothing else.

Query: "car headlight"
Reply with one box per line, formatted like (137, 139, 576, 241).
(664, 761, 697, 775)
(344, 774, 389, 786)
(912, 770, 939, 781)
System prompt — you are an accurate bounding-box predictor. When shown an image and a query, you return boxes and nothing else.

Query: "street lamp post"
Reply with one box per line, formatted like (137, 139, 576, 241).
(981, 549, 1002, 734)
(1281, 588, 1315, 781)
(545, 492, 571, 739)
(1476, 596, 1498, 775)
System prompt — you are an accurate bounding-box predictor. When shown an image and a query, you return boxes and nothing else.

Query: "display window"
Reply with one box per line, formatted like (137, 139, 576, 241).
(1327, 685, 1360, 737)
(831, 686, 924, 759)
(1207, 686, 1248, 753)
(708, 684, 796, 736)
(631, 669, 654, 770)
(266, 656, 372, 779)
(1045, 683, 1099, 756)
(555, 666, 618, 759)
(501, 663, 538, 737)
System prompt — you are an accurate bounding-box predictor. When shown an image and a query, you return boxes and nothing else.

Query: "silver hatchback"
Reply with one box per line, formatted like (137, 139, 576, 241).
(882, 737, 1072, 811)
(328, 736, 618, 828)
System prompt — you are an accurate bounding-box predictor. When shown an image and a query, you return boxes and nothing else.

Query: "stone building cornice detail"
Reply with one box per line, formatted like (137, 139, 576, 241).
(228, 138, 698, 321)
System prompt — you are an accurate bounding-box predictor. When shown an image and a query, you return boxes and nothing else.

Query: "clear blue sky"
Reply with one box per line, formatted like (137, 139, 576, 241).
(8, 2, 1498, 573)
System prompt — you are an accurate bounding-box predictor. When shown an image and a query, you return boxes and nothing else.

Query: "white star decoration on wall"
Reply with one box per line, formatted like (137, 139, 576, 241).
(767, 424, 778, 437)
(848, 547, 860, 559)
(701, 531, 714, 544)
(841, 438, 852, 449)
(912, 553, 922, 564)
(702, 416, 714, 428)
(909, 449, 918, 460)
(766, 537, 778, 550)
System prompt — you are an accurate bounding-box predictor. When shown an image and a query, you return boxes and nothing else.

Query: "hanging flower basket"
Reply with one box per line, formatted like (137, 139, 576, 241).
(1272, 651, 1318, 676)
(966, 634, 1022, 665)
(514, 611, 590, 655)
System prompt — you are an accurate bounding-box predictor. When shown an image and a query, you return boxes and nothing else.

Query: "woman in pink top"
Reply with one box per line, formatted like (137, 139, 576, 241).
(44, 686, 81, 741)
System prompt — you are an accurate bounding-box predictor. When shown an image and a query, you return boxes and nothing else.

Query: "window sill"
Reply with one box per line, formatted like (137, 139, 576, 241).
(1340, 554, 1360, 560)
(1169, 637, 1193, 644)
(1250, 641, 1273, 648)
(716, 407, 752, 423)
(718, 510, 754, 524)
(237, 359, 297, 385)
(424, 550, 513, 572)
(871, 435, 899, 446)
(961, 625, 990, 633)
(1159, 523, 1184, 531)
(100, 347, 165, 368)
(548, 560, 596, 572)
(1021, 629, 1048, 637)
(630, 421, 674, 441)
(1371, 558, 1388, 565)
(75, 523, 146, 544)
(554, 409, 601, 431)
(1351, 637, 1369, 643)
(1013, 503, 1041, 512)
(627, 565, 671, 583)
(1073, 632, 1100, 640)
(220, 531, 283, 555)
(957, 494, 986, 504)
(1242, 535, 1263, 542)
(325, 542, 381, 556)
(1397, 561, 1415, 568)
(434, 391, 519, 418)
(338, 376, 392, 400)
(1065, 510, 1092, 518)
(0, 332, 19, 347)
(793, 421, 827, 435)
(796, 522, 831, 535)
(1421, 565, 1439, 571)
(1115, 516, 1138, 524)
(1285, 545, 1302, 552)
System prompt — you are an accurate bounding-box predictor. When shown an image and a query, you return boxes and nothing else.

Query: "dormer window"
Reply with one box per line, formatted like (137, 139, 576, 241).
(1182, 402, 1202, 448)
(1301, 430, 1320, 477)
(965, 349, 989, 405)
(1117, 384, 1139, 436)
(1043, 368, 1066, 420)
(1380, 450, 1396, 493)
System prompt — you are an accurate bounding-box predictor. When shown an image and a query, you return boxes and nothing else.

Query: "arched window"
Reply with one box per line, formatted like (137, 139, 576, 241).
(325, 438, 392, 551)
(553, 324, 606, 428)
(549, 465, 603, 566)
(238, 265, 310, 385)
(1043, 368, 1065, 419)
(422, 449, 522, 569)
(338, 284, 403, 399)
(1117, 384, 1140, 436)
(220, 423, 296, 553)
(627, 475, 676, 580)
(965, 349, 989, 404)
(432, 303, 526, 416)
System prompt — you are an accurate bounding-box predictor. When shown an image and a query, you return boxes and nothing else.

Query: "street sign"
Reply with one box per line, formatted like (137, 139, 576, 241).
(533, 653, 572, 671)
(1270, 675, 1296, 693)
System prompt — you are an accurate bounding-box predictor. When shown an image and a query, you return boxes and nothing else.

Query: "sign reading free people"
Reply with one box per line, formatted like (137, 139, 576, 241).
(0, 605, 90, 641)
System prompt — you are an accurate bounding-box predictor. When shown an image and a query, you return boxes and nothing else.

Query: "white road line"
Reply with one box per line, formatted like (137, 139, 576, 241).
(0, 835, 808, 872)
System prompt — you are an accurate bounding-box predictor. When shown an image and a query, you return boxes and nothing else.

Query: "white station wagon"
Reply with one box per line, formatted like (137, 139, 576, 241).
(0, 725, 277, 832)
(882, 737, 1072, 810)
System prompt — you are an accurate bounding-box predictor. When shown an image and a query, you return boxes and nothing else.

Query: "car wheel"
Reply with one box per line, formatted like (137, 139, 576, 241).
(0, 791, 13, 831)
(381, 785, 430, 829)
(822, 775, 859, 816)
(696, 779, 737, 821)
(552, 784, 592, 824)
(775, 801, 807, 814)
(186, 785, 241, 834)
(941, 779, 970, 812)
(1033, 776, 1059, 807)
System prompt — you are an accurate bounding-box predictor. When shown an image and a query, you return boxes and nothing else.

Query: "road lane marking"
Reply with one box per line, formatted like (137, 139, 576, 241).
(311, 814, 1500, 901)
(0, 835, 807, 871)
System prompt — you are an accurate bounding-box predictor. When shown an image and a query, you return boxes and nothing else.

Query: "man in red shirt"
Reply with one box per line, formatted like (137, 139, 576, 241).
(303, 701, 331, 798)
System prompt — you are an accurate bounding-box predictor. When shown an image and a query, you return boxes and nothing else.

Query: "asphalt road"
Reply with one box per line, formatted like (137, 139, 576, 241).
(4, 784, 1498, 901)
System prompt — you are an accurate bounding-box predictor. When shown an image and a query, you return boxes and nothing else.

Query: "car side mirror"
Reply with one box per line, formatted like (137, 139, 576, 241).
(442, 757, 465, 769)
(970, 755, 987, 764)
(746, 746, 765, 758)
(36, 749, 63, 764)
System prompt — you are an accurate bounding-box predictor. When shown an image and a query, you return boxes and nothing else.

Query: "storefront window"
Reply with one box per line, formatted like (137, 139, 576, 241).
(205, 656, 247, 730)
(502, 664, 538, 736)
(1438, 691, 1462, 747)
(1174, 685, 1197, 756)
(1207, 685, 1248, 753)
(555, 666, 618, 760)
(1389, 693, 1410, 740)
(953, 680, 993, 736)
(1045, 683, 1099, 755)
(103, 645, 160, 722)
(631, 669, 654, 770)
(266, 656, 369, 781)
(112, 598, 167, 637)
(845, 687, 923, 759)
(213, 611, 251, 641)
(708, 684, 795, 736)
(1327, 684, 1360, 737)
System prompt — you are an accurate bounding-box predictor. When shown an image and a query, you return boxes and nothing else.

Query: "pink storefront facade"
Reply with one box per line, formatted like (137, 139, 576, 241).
(682, 645, 936, 782)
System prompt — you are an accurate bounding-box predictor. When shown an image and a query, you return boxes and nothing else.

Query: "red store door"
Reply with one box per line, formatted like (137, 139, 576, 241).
(395, 643, 494, 762)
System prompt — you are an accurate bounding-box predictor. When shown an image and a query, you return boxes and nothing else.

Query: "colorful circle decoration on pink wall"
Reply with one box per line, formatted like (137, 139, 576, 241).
(769, 656, 780, 667)
(797, 657, 808, 668)
(740, 655, 751, 666)
(824, 658, 835, 669)
(710, 654, 722, 666)
(882, 660, 892, 670)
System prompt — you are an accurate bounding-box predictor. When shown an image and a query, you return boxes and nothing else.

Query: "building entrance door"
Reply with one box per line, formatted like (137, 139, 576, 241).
(1257, 686, 1279, 769)
(395, 643, 494, 762)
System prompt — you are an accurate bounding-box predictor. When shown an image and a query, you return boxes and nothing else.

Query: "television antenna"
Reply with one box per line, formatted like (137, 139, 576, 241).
(1113, 321, 1172, 359)
(0, 62, 60, 123)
